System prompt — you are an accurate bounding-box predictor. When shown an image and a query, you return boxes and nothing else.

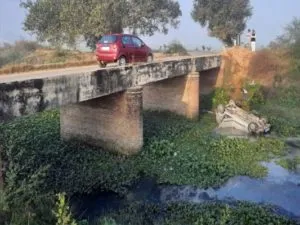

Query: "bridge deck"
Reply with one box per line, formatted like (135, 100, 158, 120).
(0, 55, 221, 121)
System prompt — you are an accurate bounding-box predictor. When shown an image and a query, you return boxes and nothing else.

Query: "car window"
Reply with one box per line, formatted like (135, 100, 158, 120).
(132, 37, 143, 48)
(99, 35, 117, 44)
(121, 36, 133, 45)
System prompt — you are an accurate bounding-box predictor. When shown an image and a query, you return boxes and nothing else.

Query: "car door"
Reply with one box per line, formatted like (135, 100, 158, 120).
(121, 35, 135, 63)
(131, 36, 147, 62)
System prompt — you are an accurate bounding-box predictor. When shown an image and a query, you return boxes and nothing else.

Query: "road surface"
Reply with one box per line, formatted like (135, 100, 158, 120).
(0, 52, 219, 83)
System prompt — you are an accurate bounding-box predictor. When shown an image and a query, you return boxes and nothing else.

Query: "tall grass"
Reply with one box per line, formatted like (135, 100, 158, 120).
(0, 40, 40, 68)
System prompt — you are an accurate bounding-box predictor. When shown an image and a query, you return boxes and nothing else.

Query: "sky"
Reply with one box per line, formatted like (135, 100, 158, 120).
(1, 0, 300, 50)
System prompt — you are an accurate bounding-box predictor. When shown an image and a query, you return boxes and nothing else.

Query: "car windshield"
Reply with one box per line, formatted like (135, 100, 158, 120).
(99, 35, 117, 44)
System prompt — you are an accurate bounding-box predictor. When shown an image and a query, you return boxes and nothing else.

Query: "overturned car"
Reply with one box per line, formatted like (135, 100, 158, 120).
(215, 100, 271, 135)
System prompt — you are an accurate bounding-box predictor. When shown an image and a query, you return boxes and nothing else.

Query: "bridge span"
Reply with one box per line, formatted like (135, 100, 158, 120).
(0, 55, 221, 154)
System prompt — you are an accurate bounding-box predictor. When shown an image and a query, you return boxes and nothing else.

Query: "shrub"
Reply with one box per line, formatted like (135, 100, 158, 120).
(212, 87, 230, 109)
(0, 40, 40, 68)
(14, 40, 40, 52)
(164, 40, 188, 56)
(241, 82, 265, 110)
(54, 193, 77, 225)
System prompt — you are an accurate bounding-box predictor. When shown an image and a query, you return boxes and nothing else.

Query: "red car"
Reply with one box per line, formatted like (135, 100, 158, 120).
(95, 33, 153, 67)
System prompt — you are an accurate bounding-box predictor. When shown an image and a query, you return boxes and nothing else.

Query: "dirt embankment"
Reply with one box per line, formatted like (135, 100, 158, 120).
(214, 47, 291, 99)
(0, 49, 97, 75)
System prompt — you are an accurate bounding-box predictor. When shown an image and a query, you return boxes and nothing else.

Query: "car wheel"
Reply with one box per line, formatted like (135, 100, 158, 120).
(118, 56, 126, 66)
(248, 122, 259, 134)
(98, 62, 107, 68)
(147, 55, 153, 63)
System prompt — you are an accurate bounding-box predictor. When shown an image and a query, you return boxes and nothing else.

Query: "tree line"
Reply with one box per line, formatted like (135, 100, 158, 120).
(20, 0, 252, 49)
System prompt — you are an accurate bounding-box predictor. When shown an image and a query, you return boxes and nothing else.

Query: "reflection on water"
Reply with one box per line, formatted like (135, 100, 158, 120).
(72, 140, 300, 221)
(161, 162, 300, 218)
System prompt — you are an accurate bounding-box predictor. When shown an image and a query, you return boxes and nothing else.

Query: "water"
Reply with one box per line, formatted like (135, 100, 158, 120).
(72, 138, 300, 221)
(160, 161, 300, 218)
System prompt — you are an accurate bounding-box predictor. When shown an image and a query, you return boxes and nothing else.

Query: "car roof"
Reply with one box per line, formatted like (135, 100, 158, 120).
(102, 33, 136, 37)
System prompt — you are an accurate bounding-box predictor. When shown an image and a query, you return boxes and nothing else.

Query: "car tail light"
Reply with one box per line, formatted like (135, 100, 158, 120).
(111, 44, 117, 50)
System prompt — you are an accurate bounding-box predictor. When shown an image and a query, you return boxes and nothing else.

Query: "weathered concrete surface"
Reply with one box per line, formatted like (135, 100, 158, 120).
(0, 55, 221, 121)
(60, 87, 143, 154)
(143, 71, 200, 119)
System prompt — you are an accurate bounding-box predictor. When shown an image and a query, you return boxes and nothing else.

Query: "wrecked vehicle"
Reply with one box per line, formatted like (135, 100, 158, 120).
(216, 100, 271, 135)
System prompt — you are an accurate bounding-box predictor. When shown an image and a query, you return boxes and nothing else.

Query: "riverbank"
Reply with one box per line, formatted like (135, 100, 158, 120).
(1, 62, 300, 224)
(0, 107, 300, 224)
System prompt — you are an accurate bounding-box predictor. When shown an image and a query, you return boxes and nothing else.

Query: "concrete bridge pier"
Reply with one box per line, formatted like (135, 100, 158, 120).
(60, 86, 143, 155)
(143, 71, 200, 120)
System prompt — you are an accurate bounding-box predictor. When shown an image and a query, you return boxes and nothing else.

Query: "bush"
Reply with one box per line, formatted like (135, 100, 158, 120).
(14, 40, 40, 52)
(200, 88, 231, 111)
(212, 88, 230, 109)
(0, 40, 40, 68)
(241, 82, 265, 110)
(256, 85, 300, 137)
(164, 40, 188, 55)
(54, 193, 77, 225)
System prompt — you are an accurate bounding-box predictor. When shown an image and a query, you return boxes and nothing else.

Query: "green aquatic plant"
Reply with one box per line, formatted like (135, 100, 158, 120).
(99, 202, 296, 225)
(0, 109, 293, 224)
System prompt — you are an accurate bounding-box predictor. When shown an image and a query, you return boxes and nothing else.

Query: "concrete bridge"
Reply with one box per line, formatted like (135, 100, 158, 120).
(0, 55, 221, 154)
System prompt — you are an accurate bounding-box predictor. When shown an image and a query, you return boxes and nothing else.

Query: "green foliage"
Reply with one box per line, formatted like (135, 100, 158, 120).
(164, 40, 188, 55)
(241, 82, 265, 110)
(0, 190, 9, 225)
(256, 85, 300, 137)
(99, 202, 296, 225)
(276, 157, 300, 172)
(273, 17, 300, 49)
(54, 193, 77, 225)
(98, 217, 118, 225)
(191, 0, 252, 46)
(21, 0, 182, 49)
(212, 88, 230, 109)
(0, 111, 287, 198)
(0, 40, 40, 67)
(0, 108, 295, 224)
(270, 17, 300, 70)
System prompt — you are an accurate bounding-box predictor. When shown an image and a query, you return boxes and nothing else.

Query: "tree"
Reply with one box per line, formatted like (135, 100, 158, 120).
(164, 40, 188, 56)
(191, 0, 252, 46)
(273, 18, 300, 47)
(21, 0, 182, 49)
(271, 17, 300, 60)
